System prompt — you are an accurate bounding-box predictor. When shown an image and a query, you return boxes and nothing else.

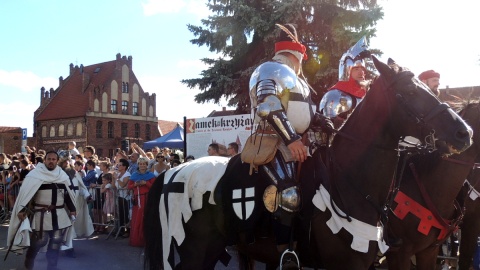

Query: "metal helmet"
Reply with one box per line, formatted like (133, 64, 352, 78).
(319, 90, 361, 118)
(338, 36, 371, 81)
(57, 149, 71, 161)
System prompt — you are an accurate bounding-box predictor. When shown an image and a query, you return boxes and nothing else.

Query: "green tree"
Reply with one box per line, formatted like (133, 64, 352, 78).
(182, 0, 383, 112)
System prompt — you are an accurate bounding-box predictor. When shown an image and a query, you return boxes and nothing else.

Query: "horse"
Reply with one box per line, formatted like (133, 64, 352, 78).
(384, 101, 480, 270)
(143, 56, 473, 270)
(457, 155, 480, 270)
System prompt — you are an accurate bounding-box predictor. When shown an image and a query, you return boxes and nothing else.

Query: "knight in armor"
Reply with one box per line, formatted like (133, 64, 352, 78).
(7, 151, 76, 270)
(249, 23, 333, 268)
(320, 36, 371, 128)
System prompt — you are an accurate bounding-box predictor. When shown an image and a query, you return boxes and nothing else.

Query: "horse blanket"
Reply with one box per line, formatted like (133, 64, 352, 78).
(159, 156, 229, 270)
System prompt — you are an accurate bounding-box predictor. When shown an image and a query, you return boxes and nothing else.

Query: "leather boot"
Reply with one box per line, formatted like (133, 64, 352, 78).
(24, 247, 37, 270)
(46, 248, 60, 269)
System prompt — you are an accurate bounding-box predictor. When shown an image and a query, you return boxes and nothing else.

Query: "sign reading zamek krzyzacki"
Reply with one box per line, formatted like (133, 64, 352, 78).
(186, 114, 253, 159)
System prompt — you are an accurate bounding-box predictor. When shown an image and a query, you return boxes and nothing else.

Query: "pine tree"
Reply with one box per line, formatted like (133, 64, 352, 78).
(182, 0, 383, 112)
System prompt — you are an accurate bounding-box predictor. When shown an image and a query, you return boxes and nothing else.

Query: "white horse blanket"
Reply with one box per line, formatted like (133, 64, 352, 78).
(159, 156, 229, 270)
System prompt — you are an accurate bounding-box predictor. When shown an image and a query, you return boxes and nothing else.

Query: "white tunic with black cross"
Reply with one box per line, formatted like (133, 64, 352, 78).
(32, 183, 76, 231)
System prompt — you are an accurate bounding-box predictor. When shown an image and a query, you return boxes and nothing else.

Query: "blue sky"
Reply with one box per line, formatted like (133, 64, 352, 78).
(1, 0, 480, 136)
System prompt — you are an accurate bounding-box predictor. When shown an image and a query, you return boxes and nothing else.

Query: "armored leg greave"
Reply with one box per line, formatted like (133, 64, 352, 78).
(262, 152, 301, 226)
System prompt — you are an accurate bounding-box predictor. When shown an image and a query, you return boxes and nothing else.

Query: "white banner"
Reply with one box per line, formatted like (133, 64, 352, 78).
(185, 114, 253, 159)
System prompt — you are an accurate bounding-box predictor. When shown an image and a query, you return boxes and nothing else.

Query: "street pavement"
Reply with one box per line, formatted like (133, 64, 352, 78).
(1, 222, 144, 270)
(1, 219, 397, 270)
(0, 220, 247, 270)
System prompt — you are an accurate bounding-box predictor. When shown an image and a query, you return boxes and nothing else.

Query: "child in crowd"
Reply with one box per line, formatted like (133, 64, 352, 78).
(101, 173, 115, 221)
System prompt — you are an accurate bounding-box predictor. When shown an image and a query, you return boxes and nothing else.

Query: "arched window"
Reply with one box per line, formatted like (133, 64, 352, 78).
(76, 122, 83, 136)
(58, 124, 65, 137)
(42, 126, 47, 138)
(49, 126, 56, 137)
(96, 121, 102, 138)
(67, 123, 74, 136)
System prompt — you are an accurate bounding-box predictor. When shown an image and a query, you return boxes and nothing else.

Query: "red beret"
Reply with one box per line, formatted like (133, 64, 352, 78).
(419, 70, 440, 81)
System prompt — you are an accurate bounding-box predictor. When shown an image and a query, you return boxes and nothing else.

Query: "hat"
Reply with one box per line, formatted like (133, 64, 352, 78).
(419, 70, 440, 81)
(274, 24, 308, 61)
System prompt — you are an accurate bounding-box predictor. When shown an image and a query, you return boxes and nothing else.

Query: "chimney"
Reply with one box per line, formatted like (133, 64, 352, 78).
(41, 87, 45, 104)
(128, 55, 132, 69)
(116, 53, 121, 68)
(69, 63, 74, 75)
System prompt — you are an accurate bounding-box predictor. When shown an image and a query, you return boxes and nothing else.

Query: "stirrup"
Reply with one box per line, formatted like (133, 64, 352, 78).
(279, 249, 300, 270)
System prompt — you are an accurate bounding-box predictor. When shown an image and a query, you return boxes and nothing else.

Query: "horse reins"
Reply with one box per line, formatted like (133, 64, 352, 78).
(324, 71, 453, 228)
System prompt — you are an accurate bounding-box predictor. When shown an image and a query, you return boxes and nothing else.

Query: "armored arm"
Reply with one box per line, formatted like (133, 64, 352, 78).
(256, 79, 301, 145)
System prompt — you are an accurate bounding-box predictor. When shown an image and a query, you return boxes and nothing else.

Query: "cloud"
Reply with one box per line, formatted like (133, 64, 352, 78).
(0, 101, 38, 135)
(0, 70, 57, 93)
(142, 0, 210, 17)
(137, 74, 231, 122)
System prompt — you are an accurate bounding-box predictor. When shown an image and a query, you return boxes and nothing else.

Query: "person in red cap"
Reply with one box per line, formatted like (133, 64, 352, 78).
(418, 70, 440, 96)
(248, 23, 333, 268)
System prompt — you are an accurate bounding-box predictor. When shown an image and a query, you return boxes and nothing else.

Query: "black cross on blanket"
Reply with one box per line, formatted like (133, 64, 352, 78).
(162, 168, 185, 221)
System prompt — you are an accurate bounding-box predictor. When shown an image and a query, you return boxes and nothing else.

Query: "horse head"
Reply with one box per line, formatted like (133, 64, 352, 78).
(455, 101, 480, 153)
(370, 55, 472, 154)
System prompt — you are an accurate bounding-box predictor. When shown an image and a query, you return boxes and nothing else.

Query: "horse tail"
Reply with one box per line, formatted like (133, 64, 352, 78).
(144, 172, 165, 270)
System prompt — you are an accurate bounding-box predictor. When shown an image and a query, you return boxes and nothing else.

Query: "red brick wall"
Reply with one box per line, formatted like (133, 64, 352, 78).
(0, 131, 23, 154)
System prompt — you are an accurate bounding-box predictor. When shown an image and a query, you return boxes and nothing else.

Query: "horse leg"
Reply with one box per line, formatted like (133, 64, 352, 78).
(415, 245, 440, 270)
(459, 207, 480, 270)
(385, 248, 415, 270)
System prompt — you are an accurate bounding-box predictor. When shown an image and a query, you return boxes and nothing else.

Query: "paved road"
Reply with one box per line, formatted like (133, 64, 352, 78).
(0, 219, 248, 270)
(0, 218, 406, 270)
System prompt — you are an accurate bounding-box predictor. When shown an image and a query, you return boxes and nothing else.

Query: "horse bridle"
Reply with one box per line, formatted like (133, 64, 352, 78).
(326, 71, 454, 226)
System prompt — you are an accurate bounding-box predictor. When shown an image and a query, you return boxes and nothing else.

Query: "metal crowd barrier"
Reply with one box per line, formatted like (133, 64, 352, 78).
(88, 185, 132, 240)
(0, 183, 10, 224)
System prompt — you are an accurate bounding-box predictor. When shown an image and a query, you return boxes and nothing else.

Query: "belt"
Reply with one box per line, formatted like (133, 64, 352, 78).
(33, 203, 65, 237)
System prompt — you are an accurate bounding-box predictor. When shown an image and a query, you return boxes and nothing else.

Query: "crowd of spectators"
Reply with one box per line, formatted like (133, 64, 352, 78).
(0, 141, 192, 246)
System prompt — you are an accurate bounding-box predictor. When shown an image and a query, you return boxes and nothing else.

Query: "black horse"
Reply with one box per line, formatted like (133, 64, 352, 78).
(144, 56, 472, 270)
(384, 101, 480, 270)
(458, 155, 480, 270)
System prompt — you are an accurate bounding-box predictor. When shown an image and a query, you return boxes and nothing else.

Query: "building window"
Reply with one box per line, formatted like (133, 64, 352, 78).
(122, 101, 128, 114)
(108, 149, 114, 158)
(76, 122, 82, 136)
(146, 124, 151, 141)
(58, 124, 65, 137)
(97, 148, 103, 157)
(122, 82, 129, 93)
(111, 99, 117, 114)
(134, 123, 140, 138)
(107, 121, 114, 138)
(96, 121, 102, 138)
(49, 126, 55, 137)
(121, 123, 128, 137)
(42, 126, 47, 138)
(133, 102, 138, 116)
(67, 123, 73, 136)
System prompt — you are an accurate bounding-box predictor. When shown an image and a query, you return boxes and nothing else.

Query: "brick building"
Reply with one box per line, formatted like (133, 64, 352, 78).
(0, 127, 23, 154)
(33, 53, 160, 158)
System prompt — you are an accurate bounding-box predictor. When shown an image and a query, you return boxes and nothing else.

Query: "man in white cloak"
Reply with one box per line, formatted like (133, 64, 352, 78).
(7, 151, 76, 270)
(58, 157, 94, 258)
